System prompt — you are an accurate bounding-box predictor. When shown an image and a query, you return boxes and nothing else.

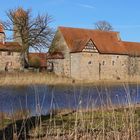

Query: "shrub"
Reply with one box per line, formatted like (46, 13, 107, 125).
(29, 56, 41, 68)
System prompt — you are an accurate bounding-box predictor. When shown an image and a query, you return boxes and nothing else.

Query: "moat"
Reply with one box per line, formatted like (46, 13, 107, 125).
(0, 84, 139, 115)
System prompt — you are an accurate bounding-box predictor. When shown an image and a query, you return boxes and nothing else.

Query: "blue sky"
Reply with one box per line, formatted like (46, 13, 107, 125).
(0, 0, 140, 42)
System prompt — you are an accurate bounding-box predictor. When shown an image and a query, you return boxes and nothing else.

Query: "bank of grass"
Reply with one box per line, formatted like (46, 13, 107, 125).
(44, 107, 140, 139)
(0, 72, 75, 86)
(1, 105, 140, 139)
(0, 72, 140, 86)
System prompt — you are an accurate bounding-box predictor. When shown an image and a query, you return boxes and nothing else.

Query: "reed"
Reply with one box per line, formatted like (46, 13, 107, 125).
(0, 78, 140, 139)
(0, 72, 74, 86)
(1, 72, 140, 86)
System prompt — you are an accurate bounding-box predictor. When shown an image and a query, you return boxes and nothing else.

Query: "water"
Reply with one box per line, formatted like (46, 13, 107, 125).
(0, 84, 139, 115)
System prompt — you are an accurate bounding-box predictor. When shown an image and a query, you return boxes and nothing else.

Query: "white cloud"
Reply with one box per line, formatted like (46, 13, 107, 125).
(77, 3, 95, 9)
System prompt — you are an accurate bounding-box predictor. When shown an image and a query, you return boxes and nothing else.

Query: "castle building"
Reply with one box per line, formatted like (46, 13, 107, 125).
(47, 26, 140, 81)
(0, 24, 23, 71)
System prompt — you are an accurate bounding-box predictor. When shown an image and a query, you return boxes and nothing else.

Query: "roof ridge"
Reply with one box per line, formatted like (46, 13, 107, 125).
(122, 41, 140, 44)
(58, 26, 119, 33)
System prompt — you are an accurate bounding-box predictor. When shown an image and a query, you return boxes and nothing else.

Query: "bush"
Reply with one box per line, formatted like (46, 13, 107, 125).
(29, 56, 41, 68)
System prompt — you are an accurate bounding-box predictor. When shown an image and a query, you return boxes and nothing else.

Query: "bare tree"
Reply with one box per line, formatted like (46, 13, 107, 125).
(94, 20, 113, 31)
(1, 7, 54, 66)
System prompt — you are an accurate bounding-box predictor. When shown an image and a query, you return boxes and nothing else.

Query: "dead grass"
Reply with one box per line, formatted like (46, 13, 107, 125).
(1, 106, 140, 140)
(29, 106, 140, 140)
(0, 72, 75, 86)
(1, 72, 140, 86)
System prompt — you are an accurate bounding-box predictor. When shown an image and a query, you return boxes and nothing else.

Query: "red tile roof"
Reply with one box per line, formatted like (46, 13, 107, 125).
(0, 24, 4, 33)
(122, 41, 140, 55)
(47, 52, 64, 59)
(0, 42, 22, 51)
(14, 8, 27, 17)
(58, 26, 140, 55)
(29, 53, 47, 67)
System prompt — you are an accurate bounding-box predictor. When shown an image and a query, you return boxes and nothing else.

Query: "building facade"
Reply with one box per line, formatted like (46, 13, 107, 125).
(48, 27, 140, 81)
(0, 24, 23, 72)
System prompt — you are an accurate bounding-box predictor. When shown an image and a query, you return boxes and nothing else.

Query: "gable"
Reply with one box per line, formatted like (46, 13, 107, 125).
(58, 27, 128, 55)
(49, 30, 70, 54)
(82, 39, 98, 52)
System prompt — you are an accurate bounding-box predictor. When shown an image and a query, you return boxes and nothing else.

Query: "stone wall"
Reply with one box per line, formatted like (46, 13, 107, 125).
(0, 51, 22, 71)
(70, 52, 129, 81)
(48, 52, 132, 81)
(48, 59, 64, 75)
(99, 54, 128, 80)
(49, 30, 71, 77)
(49, 52, 140, 81)
(48, 58, 72, 77)
(48, 51, 140, 81)
(71, 53, 100, 80)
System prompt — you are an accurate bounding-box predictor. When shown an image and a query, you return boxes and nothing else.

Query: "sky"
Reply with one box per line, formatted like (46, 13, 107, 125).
(0, 0, 140, 42)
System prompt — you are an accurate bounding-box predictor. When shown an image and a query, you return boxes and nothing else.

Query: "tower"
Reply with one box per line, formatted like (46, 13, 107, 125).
(13, 8, 28, 46)
(13, 8, 29, 67)
(0, 24, 5, 44)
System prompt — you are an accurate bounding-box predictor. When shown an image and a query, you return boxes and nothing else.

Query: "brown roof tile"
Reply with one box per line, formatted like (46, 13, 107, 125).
(14, 8, 27, 17)
(0, 42, 22, 51)
(122, 41, 140, 55)
(29, 53, 47, 67)
(58, 26, 140, 55)
(47, 52, 64, 59)
(0, 24, 4, 33)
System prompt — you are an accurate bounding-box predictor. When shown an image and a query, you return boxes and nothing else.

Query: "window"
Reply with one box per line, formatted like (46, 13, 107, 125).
(102, 61, 105, 65)
(7, 52, 11, 55)
(7, 52, 13, 56)
(88, 61, 92, 64)
(112, 61, 115, 65)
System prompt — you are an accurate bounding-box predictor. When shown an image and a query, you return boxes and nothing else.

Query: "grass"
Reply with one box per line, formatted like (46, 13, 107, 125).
(0, 72, 140, 139)
(39, 107, 140, 139)
(0, 72, 140, 86)
(0, 106, 140, 139)
(0, 72, 75, 86)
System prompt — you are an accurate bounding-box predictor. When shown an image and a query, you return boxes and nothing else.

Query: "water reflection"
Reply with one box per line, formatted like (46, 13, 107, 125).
(0, 84, 139, 115)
